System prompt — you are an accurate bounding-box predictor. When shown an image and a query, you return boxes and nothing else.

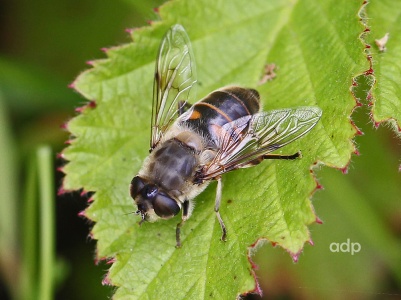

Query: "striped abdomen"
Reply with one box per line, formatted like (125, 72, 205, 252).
(182, 86, 260, 147)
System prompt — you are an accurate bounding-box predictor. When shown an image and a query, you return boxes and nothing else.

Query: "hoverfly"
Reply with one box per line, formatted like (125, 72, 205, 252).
(130, 24, 322, 247)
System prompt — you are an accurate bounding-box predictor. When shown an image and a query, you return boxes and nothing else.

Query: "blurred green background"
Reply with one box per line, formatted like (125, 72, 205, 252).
(0, 0, 400, 299)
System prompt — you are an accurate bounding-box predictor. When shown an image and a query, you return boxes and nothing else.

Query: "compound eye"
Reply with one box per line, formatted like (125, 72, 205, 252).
(153, 194, 180, 218)
(130, 176, 146, 198)
(143, 184, 158, 200)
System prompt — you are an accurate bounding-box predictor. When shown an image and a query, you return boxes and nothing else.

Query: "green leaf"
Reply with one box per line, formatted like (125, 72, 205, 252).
(253, 109, 401, 297)
(365, 0, 401, 133)
(62, 0, 367, 298)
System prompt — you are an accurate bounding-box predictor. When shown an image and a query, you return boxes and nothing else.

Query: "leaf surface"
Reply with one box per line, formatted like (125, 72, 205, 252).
(364, 0, 401, 134)
(62, 0, 367, 298)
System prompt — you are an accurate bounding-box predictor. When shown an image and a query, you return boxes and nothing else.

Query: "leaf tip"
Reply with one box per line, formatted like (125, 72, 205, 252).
(59, 122, 68, 130)
(291, 252, 300, 263)
(102, 274, 112, 286)
(364, 66, 374, 76)
(78, 210, 87, 218)
(57, 186, 68, 196)
(80, 189, 90, 197)
(75, 100, 97, 113)
(68, 81, 76, 89)
(314, 183, 323, 191)
(89, 231, 96, 243)
(86, 60, 95, 66)
(125, 27, 135, 34)
(56, 152, 65, 160)
(56, 166, 64, 174)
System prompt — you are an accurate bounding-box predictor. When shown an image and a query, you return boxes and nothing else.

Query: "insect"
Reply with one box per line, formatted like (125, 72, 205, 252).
(130, 24, 322, 247)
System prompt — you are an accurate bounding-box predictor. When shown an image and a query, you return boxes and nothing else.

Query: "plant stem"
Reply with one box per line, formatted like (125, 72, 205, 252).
(37, 146, 55, 300)
(20, 156, 38, 300)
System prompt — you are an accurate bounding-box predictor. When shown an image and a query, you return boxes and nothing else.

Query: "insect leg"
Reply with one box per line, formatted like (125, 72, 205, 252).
(239, 151, 301, 169)
(262, 151, 301, 160)
(176, 199, 190, 248)
(178, 101, 191, 115)
(215, 177, 227, 242)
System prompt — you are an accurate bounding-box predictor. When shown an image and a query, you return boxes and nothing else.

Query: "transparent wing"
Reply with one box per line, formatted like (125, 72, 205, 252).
(200, 106, 322, 180)
(151, 24, 197, 150)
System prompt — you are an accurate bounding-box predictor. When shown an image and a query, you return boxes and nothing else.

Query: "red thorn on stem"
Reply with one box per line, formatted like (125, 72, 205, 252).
(292, 253, 299, 263)
(374, 122, 380, 128)
(271, 241, 277, 247)
(68, 82, 75, 89)
(341, 166, 349, 174)
(309, 239, 314, 246)
(153, 7, 159, 13)
(364, 28, 370, 33)
(354, 149, 360, 156)
(78, 210, 86, 217)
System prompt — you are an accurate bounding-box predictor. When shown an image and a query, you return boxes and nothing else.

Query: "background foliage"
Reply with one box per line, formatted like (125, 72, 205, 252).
(0, 0, 400, 299)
